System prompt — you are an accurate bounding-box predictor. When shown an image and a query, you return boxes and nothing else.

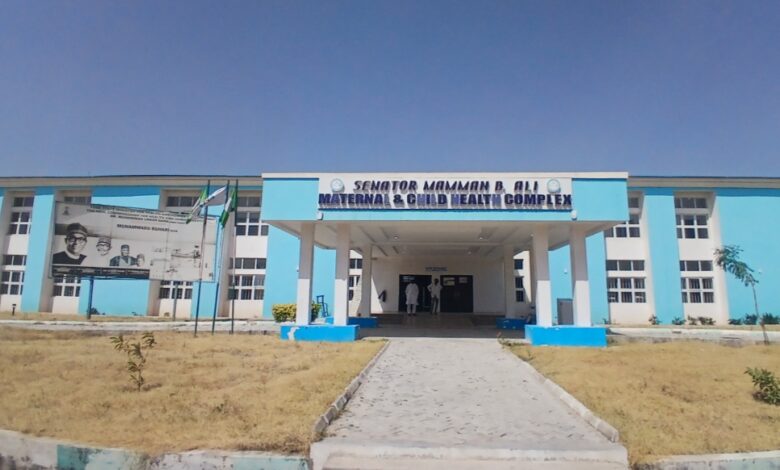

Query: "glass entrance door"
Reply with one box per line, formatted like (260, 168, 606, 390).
(398, 274, 432, 313)
(439, 275, 474, 313)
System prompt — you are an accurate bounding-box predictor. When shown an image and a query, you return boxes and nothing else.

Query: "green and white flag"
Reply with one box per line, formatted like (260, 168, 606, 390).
(219, 187, 238, 228)
(186, 187, 208, 223)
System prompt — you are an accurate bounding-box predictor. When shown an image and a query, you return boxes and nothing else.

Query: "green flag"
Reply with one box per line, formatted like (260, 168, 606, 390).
(219, 187, 238, 228)
(186, 187, 208, 223)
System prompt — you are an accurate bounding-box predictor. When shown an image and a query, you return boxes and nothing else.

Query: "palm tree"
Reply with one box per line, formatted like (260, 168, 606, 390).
(714, 245, 768, 345)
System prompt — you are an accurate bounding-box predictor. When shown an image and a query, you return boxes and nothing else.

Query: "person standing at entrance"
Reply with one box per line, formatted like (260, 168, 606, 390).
(428, 278, 442, 314)
(405, 282, 419, 316)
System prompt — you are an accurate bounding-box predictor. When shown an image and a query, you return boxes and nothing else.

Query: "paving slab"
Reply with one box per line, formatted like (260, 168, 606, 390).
(312, 338, 627, 469)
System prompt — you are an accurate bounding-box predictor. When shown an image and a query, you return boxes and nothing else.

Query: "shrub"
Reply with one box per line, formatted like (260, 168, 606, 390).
(602, 317, 612, 325)
(728, 318, 744, 325)
(745, 367, 780, 405)
(272, 302, 321, 323)
(687, 316, 699, 326)
(760, 313, 780, 325)
(110, 332, 156, 392)
(698, 316, 715, 326)
(672, 317, 686, 325)
(744, 314, 759, 325)
(648, 315, 659, 325)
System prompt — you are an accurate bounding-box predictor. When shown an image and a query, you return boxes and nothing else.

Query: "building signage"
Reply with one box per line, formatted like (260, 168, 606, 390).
(50, 202, 217, 281)
(318, 177, 573, 210)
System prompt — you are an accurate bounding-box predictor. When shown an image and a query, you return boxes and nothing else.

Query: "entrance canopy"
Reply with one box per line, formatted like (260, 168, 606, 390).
(262, 172, 629, 332)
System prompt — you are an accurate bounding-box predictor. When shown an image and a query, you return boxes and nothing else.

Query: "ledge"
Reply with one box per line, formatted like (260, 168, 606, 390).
(280, 324, 359, 342)
(526, 326, 607, 347)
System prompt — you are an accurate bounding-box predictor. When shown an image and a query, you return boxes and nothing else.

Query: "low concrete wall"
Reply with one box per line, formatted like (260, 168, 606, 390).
(527, 325, 608, 347)
(0, 429, 309, 469)
(280, 324, 359, 342)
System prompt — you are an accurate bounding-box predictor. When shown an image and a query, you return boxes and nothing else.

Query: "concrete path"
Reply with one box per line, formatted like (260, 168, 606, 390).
(312, 338, 627, 469)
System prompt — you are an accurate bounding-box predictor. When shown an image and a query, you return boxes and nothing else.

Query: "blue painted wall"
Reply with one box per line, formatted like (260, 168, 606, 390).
(21, 187, 55, 312)
(716, 188, 780, 318)
(642, 188, 684, 323)
(86, 186, 160, 316)
(312, 247, 335, 318)
(571, 178, 629, 222)
(549, 246, 572, 324)
(587, 232, 609, 324)
(262, 178, 320, 221)
(262, 225, 336, 320)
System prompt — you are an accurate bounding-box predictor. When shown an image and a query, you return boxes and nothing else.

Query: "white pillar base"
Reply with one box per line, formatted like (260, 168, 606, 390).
(532, 226, 552, 327)
(295, 223, 315, 325)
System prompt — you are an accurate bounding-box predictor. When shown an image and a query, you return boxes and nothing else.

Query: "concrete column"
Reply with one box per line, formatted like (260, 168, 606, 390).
(504, 245, 517, 318)
(358, 245, 373, 317)
(570, 227, 592, 326)
(532, 225, 552, 327)
(295, 223, 315, 325)
(333, 224, 350, 326)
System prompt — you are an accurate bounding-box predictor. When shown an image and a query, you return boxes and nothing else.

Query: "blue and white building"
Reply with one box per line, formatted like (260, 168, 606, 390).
(1, 172, 778, 345)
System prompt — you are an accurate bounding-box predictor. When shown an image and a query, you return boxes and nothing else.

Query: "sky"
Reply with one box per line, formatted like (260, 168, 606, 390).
(1, 1, 779, 177)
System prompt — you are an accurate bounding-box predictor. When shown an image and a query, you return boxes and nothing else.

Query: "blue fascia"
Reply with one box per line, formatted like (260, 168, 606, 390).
(279, 324, 359, 342)
(21, 187, 56, 313)
(526, 325, 607, 347)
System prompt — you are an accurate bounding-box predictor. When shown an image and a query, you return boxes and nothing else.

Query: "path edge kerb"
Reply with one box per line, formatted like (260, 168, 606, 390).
(311, 340, 391, 438)
(500, 342, 621, 443)
(636, 449, 780, 469)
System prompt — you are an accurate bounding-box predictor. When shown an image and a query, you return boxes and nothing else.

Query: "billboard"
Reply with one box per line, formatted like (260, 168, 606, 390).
(50, 203, 217, 281)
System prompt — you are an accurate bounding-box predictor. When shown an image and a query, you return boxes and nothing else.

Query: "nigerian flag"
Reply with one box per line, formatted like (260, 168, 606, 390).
(219, 187, 238, 228)
(186, 187, 208, 223)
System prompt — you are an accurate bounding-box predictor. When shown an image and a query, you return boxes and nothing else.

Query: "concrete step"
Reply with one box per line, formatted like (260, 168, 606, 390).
(312, 440, 628, 470)
(324, 455, 628, 470)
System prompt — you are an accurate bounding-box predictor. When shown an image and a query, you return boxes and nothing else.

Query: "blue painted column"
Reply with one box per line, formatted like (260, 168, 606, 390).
(21, 187, 56, 313)
(643, 188, 684, 323)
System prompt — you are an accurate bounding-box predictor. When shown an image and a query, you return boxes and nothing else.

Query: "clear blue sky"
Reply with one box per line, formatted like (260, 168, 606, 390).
(1, 1, 779, 177)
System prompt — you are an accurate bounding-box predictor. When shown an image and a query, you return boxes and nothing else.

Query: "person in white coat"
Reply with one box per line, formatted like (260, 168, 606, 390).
(427, 278, 442, 314)
(405, 282, 419, 316)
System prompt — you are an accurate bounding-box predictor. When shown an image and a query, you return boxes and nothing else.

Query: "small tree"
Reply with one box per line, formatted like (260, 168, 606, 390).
(110, 332, 157, 391)
(714, 245, 768, 345)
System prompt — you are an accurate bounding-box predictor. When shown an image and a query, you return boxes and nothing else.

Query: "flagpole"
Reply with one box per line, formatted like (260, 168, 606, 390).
(230, 179, 239, 335)
(211, 180, 230, 335)
(194, 179, 211, 337)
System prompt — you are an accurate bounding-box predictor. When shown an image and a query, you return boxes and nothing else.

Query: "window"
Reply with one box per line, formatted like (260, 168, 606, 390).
(514, 276, 525, 302)
(675, 196, 710, 239)
(63, 195, 91, 204)
(235, 211, 260, 236)
(230, 258, 266, 270)
(0, 271, 24, 295)
(348, 275, 361, 301)
(2, 255, 26, 266)
(237, 196, 261, 208)
(607, 277, 646, 303)
(53, 275, 81, 297)
(679, 260, 713, 272)
(228, 274, 265, 300)
(681, 277, 714, 303)
(159, 281, 193, 300)
(606, 214, 641, 238)
(260, 224, 269, 236)
(606, 194, 642, 238)
(605, 259, 645, 271)
(349, 258, 363, 270)
(166, 195, 199, 208)
(8, 196, 34, 235)
(513, 259, 524, 270)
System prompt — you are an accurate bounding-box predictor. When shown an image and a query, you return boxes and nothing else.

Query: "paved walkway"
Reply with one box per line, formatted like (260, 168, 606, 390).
(313, 338, 627, 469)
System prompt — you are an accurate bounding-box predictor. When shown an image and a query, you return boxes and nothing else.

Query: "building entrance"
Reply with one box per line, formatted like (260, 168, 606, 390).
(440, 275, 474, 313)
(398, 274, 431, 313)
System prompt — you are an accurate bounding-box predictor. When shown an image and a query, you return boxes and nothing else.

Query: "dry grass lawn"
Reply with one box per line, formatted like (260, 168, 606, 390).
(0, 312, 176, 322)
(0, 328, 383, 455)
(509, 341, 780, 465)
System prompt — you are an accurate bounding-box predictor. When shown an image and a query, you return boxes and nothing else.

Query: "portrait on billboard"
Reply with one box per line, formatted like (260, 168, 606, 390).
(50, 202, 217, 281)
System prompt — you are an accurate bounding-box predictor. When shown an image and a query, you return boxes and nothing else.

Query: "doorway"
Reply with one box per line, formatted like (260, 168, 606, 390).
(398, 274, 431, 313)
(440, 275, 474, 313)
